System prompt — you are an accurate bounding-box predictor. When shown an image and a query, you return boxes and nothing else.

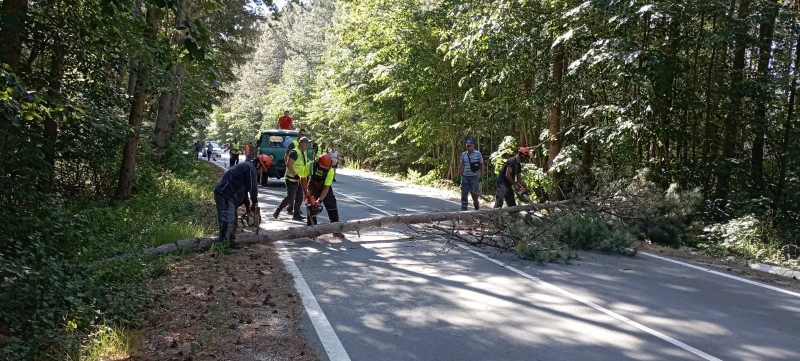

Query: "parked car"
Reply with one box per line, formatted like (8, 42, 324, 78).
(257, 129, 313, 186)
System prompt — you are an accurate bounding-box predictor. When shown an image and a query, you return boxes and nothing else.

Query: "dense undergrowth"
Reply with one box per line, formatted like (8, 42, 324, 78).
(0, 161, 219, 360)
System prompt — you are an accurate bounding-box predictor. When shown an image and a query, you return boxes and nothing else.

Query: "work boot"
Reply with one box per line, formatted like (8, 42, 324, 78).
(286, 207, 293, 215)
(273, 209, 281, 220)
(333, 232, 345, 238)
(292, 214, 304, 221)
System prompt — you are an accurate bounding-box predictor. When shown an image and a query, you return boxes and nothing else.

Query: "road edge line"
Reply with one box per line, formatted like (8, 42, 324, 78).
(336, 191, 395, 216)
(640, 251, 800, 299)
(454, 243, 722, 361)
(338, 189, 723, 361)
(276, 241, 352, 361)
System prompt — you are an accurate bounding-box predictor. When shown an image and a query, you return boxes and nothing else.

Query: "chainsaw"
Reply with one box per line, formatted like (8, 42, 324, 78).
(306, 196, 324, 224)
(512, 185, 534, 204)
(240, 206, 262, 234)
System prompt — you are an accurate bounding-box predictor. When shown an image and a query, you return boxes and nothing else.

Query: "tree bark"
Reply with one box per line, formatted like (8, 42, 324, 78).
(776, 36, 800, 207)
(657, 15, 681, 177)
(138, 201, 572, 256)
(115, 8, 157, 200)
(548, 44, 565, 200)
(0, 0, 29, 156)
(714, 0, 751, 211)
(44, 49, 66, 168)
(154, 0, 188, 160)
(702, 16, 719, 195)
(751, 1, 777, 180)
(0, 0, 28, 71)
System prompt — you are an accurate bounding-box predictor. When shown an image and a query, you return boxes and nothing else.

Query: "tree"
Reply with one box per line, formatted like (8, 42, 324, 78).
(116, 7, 158, 200)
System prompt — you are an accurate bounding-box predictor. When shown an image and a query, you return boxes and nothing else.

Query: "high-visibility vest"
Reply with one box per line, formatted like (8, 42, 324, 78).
(231, 142, 240, 154)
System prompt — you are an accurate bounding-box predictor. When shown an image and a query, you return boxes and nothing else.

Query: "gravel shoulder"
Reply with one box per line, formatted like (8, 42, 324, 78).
(131, 243, 319, 361)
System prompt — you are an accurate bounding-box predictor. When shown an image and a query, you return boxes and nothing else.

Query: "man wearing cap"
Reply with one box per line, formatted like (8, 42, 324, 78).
(283, 128, 307, 215)
(214, 155, 271, 247)
(274, 136, 311, 221)
(458, 139, 484, 211)
(494, 147, 531, 208)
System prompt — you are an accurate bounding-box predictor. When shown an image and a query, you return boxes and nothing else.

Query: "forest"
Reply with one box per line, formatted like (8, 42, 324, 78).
(0, 0, 272, 358)
(217, 0, 800, 265)
(2, 0, 800, 358)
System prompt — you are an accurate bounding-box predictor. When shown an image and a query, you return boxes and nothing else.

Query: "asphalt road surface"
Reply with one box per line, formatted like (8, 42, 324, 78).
(215, 157, 800, 361)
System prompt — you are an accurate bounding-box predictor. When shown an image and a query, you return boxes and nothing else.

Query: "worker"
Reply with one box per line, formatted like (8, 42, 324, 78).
(274, 136, 311, 221)
(278, 110, 293, 130)
(214, 154, 271, 247)
(458, 139, 484, 211)
(205, 142, 215, 161)
(283, 129, 307, 215)
(314, 142, 328, 159)
(229, 138, 241, 167)
(494, 147, 530, 208)
(194, 140, 202, 160)
(248, 140, 258, 160)
(244, 142, 252, 161)
(329, 144, 339, 182)
(305, 153, 345, 237)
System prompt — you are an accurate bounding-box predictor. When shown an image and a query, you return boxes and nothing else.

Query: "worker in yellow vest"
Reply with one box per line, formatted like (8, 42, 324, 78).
(229, 139, 241, 167)
(274, 137, 311, 221)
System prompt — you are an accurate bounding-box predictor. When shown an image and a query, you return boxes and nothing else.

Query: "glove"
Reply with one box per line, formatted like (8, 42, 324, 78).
(479, 175, 483, 181)
(456, 175, 461, 184)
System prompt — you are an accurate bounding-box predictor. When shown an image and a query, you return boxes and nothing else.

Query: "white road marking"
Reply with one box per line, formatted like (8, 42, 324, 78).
(339, 172, 464, 206)
(336, 190, 395, 216)
(341, 192, 724, 361)
(640, 252, 800, 299)
(454, 243, 722, 361)
(276, 241, 352, 361)
(343, 172, 798, 300)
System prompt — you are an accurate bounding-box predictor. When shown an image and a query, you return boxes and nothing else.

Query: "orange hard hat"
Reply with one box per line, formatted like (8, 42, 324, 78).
(318, 153, 332, 169)
(518, 147, 530, 155)
(257, 154, 272, 169)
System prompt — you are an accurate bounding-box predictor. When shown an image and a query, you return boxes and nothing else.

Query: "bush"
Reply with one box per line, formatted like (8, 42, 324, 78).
(0, 162, 219, 360)
(701, 215, 798, 268)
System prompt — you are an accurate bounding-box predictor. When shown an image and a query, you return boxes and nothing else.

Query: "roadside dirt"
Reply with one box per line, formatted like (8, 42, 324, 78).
(131, 243, 319, 361)
(639, 242, 800, 293)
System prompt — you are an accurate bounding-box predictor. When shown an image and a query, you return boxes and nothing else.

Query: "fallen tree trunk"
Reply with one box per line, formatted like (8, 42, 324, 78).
(141, 201, 571, 256)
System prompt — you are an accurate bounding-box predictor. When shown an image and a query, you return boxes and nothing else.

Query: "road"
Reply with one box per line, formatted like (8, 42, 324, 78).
(216, 156, 800, 361)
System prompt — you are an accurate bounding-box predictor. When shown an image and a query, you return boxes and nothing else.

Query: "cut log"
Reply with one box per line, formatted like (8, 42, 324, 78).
(141, 201, 571, 256)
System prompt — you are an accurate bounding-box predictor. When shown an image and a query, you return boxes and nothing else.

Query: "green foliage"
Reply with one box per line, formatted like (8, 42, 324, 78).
(701, 215, 798, 268)
(0, 163, 219, 360)
(502, 207, 638, 263)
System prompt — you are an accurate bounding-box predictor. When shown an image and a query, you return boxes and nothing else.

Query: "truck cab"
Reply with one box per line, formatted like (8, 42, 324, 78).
(257, 129, 314, 186)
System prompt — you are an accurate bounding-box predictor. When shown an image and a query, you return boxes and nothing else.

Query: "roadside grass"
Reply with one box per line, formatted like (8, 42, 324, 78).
(76, 325, 140, 361)
(0, 161, 220, 360)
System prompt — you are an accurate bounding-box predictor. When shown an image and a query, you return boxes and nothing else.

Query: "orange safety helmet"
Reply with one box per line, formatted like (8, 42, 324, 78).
(318, 153, 332, 169)
(257, 154, 272, 170)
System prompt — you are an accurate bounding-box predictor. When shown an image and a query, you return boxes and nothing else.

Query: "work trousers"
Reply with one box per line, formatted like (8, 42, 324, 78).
(277, 180, 303, 216)
(493, 183, 517, 209)
(307, 186, 340, 226)
(214, 193, 238, 244)
(460, 175, 480, 211)
(229, 153, 240, 167)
